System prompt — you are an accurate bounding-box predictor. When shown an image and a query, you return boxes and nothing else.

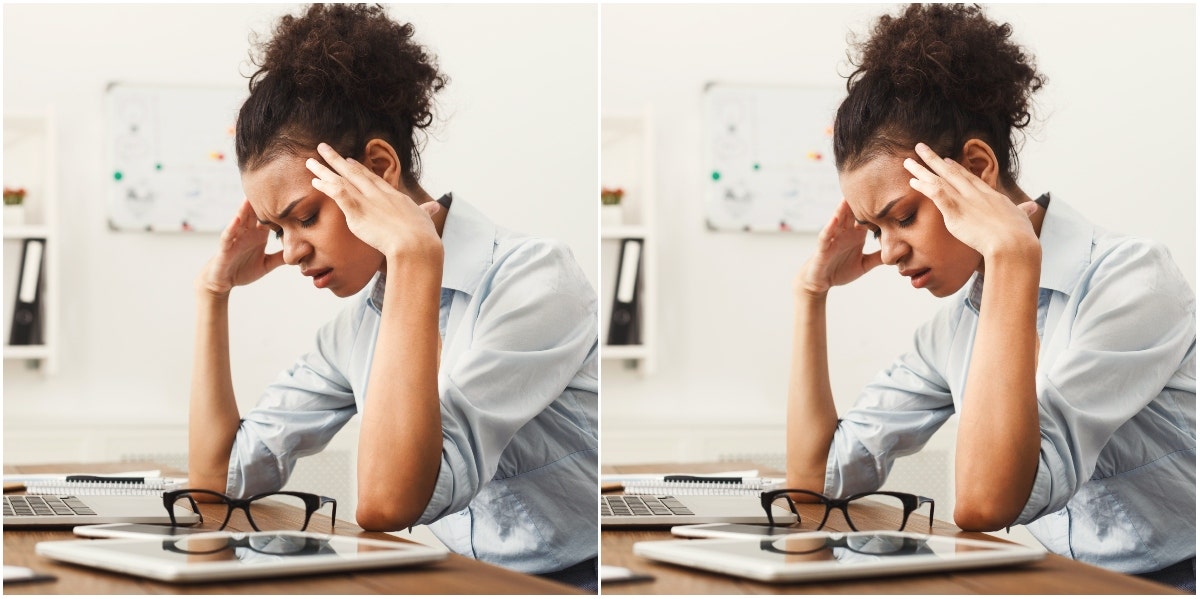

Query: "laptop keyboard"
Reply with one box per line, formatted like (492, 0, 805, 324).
(4, 495, 96, 517)
(601, 495, 694, 517)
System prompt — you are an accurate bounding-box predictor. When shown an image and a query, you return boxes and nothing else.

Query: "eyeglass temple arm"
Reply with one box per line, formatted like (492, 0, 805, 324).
(919, 496, 935, 526)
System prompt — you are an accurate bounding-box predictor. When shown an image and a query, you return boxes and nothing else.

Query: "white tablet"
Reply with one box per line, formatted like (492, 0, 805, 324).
(36, 531, 449, 583)
(634, 530, 1046, 583)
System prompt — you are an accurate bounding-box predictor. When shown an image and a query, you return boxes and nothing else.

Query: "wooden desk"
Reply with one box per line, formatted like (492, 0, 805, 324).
(4, 462, 580, 594)
(602, 462, 1181, 594)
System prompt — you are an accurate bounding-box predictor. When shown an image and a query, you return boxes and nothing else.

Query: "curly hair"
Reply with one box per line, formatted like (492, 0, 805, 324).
(235, 3, 448, 185)
(833, 4, 1045, 186)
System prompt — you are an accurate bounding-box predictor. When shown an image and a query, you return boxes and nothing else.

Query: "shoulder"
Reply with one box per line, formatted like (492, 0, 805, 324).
(490, 230, 592, 293)
(1084, 231, 1192, 301)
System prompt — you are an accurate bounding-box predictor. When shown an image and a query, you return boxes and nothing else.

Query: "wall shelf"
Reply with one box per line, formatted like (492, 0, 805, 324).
(3, 110, 59, 374)
(600, 110, 656, 375)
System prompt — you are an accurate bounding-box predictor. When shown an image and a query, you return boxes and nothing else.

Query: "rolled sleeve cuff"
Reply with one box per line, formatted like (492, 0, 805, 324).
(414, 459, 458, 526)
(1015, 459, 1056, 525)
(225, 427, 285, 499)
(824, 432, 882, 499)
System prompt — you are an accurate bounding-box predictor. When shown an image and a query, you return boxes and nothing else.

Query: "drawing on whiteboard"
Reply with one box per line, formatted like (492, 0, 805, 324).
(704, 84, 843, 233)
(107, 83, 247, 233)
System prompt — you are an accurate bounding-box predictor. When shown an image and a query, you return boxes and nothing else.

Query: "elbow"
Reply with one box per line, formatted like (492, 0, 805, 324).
(355, 496, 425, 532)
(952, 497, 1019, 532)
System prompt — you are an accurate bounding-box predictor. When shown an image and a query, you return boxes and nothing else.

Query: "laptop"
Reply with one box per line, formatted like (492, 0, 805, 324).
(3, 494, 200, 528)
(602, 494, 797, 527)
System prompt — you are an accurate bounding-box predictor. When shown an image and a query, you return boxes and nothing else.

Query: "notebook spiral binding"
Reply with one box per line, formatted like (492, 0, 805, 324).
(25, 480, 171, 496)
(621, 479, 775, 496)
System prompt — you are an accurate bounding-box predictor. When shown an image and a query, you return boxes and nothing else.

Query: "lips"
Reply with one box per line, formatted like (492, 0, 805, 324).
(900, 267, 931, 289)
(303, 267, 333, 289)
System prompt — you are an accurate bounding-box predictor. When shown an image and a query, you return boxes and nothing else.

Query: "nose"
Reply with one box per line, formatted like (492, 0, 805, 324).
(281, 232, 311, 266)
(879, 230, 909, 266)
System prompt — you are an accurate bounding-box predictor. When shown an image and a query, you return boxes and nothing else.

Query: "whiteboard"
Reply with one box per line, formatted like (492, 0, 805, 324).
(107, 83, 247, 232)
(704, 84, 843, 233)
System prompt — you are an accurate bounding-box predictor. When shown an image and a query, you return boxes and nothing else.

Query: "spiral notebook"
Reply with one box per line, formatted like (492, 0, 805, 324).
(606, 473, 784, 496)
(7, 472, 186, 497)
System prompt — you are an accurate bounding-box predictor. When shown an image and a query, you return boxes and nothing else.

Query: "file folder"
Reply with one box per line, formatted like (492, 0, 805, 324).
(9, 238, 44, 345)
(607, 238, 642, 345)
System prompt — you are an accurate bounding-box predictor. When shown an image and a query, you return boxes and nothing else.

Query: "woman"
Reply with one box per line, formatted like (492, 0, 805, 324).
(787, 4, 1195, 589)
(186, 4, 598, 589)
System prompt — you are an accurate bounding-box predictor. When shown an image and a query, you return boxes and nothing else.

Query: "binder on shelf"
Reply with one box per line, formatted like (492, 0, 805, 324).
(607, 238, 642, 345)
(9, 237, 44, 346)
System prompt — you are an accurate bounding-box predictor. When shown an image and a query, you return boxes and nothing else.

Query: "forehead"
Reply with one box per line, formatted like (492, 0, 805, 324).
(241, 152, 320, 219)
(838, 152, 920, 222)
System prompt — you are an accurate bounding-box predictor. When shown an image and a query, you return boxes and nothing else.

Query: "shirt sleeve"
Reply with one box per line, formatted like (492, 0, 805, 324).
(825, 304, 958, 499)
(416, 239, 597, 524)
(1016, 240, 1196, 524)
(226, 304, 361, 499)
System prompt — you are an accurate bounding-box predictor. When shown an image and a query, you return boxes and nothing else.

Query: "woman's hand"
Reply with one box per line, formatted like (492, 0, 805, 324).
(904, 143, 1039, 259)
(306, 143, 442, 262)
(794, 199, 884, 298)
(197, 199, 285, 297)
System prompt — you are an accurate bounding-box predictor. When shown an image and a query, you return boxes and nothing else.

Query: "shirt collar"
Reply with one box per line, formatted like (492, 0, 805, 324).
(368, 193, 496, 310)
(965, 194, 1095, 310)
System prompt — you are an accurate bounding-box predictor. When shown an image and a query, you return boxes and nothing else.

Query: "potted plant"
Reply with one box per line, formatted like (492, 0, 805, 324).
(4, 187, 27, 226)
(601, 186, 624, 227)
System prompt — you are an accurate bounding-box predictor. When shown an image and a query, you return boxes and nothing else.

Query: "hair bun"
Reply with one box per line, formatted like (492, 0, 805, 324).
(853, 4, 1043, 131)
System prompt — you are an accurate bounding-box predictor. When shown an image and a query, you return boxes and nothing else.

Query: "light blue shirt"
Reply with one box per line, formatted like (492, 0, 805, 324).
(226, 196, 599, 574)
(825, 196, 1196, 574)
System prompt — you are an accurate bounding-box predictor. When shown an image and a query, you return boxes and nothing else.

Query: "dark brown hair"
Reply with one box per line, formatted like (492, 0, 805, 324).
(235, 4, 447, 186)
(833, 4, 1045, 186)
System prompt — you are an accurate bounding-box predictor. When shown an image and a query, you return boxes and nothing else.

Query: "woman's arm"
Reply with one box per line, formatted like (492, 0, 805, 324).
(187, 290, 240, 492)
(786, 290, 839, 492)
(306, 143, 444, 530)
(787, 200, 883, 492)
(189, 200, 285, 494)
(905, 143, 1041, 530)
(354, 248, 444, 530)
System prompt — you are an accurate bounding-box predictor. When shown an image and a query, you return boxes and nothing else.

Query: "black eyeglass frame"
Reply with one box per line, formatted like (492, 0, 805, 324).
(760, 488, 934, 531)
(162, 488, 337, 532)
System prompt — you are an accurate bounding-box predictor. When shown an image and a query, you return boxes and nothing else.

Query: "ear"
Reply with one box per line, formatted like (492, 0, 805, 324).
(959, 139, 1001, 188)
(361, 139, 403, 188)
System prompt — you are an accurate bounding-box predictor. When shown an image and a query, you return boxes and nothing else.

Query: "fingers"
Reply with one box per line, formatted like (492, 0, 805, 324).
(314, 142, 393, 196)
(1018, 200, 1040, 218)
(419, 200, 442, 219)
(262, 250, 286, 273)
(861, 249, 884, 272)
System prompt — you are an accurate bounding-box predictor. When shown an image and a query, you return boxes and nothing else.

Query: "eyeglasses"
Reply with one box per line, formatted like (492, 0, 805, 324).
(760, 489, 934, 531)
(162, 489, 337, 532)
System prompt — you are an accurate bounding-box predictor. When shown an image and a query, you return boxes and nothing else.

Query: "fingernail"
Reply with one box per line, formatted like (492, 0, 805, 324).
(944, 157, 955, 164)
(915, 142, 928, 152)
(318, 142, 330, 152)
(346, 157, 357, 164)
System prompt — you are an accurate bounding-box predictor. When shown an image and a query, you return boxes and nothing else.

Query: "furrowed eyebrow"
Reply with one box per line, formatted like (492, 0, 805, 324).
(257, 198, 303, 225)
(854, 198, 903, 225)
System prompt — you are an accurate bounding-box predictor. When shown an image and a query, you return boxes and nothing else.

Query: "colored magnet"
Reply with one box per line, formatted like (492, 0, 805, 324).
(113, 171, 123, 181)
(806, 151, 823, 161)
(711, 171, 721, 181)
(209, 151, 225, 161)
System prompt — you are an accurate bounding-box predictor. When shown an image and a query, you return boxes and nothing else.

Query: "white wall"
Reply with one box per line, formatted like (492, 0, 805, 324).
(2, 4, 598, 459)
(600, 3, 1195, 470)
